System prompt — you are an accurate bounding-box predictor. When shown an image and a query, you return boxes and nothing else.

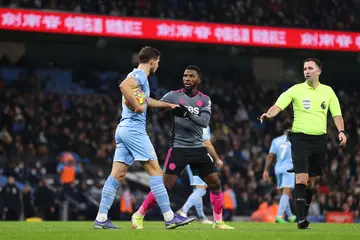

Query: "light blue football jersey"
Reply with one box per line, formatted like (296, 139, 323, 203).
(119, 68, 150, 131)
(269, 135, 293, 174)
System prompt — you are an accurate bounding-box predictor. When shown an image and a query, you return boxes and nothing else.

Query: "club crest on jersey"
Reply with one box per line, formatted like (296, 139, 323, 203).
(303, 100, 310, 109)
(321, 101, 326, 110)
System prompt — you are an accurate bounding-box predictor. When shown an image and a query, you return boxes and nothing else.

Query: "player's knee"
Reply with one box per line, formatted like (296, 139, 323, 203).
(282, 188, 292, 195)
(149, 167, 163, 176)
(164, 181, 175, 191)
(204, 174, 221, 191)
(296, 174, 308, 185)
(111, 170, 126, 182)
(163, 174, 177, 191)
(141, 160, 163, 176)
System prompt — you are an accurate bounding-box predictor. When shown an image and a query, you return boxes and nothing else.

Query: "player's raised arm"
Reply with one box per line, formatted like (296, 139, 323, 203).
(119, 77, 145, 113)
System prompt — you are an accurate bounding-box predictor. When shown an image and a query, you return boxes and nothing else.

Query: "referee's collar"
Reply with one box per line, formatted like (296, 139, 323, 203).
(303, 81, 321, 90)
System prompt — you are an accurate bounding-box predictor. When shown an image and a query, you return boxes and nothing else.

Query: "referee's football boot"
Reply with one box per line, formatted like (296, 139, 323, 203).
(297, 218, 310, 229)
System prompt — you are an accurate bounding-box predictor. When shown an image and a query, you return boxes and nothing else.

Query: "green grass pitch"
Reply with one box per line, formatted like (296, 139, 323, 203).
(1, 221, 360, 240)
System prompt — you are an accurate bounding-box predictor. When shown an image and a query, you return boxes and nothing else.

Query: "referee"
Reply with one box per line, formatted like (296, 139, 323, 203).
(259, 58, 347, 229)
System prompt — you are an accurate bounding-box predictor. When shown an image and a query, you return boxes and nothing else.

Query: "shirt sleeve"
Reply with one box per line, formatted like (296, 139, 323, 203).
(202, 126, 211, 141)
(269, 139, 276, 154)
(129, 71, 146, 86)
(160, 91, 175, 103)
(329, 88, 342, 117)
(275, 87, 294, 110)
(202, 96, 212, 115)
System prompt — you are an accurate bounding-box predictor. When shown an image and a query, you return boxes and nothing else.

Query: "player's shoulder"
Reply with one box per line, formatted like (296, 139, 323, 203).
(197, 91, 211, 100)
(171, 88, 185, 94)
(164, 89, 184, 97)
(273, 135, 286, 143)
(128, 68, 146, 79)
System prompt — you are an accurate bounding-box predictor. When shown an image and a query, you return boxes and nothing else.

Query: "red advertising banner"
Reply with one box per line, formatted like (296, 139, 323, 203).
(325, 212, 354, 223)
(1, 8, 360, 52)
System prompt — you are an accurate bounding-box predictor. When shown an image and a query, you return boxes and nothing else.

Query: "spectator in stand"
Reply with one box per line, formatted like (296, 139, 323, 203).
(0, 176, 21, 220)
(57, 153, 81, 196)
(34, 179, 57, 220)
(22, 183, 35, 219)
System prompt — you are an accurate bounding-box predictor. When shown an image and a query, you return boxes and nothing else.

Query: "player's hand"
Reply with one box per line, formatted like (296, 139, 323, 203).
(339, 132, 347, 146)
(258, 113, 271, 123)
(168, 103, 178, 109)
(172, 104, 189, 117)
(216, 158, 224, 168)
(263, 171, 269, 182)
(134, 105, 145, 113)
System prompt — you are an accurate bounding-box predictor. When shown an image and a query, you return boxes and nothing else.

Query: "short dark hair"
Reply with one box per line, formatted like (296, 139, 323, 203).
(304, 58, 322, 70)
(138, 46, 160, 63)
(282, 119, 293, 131)
(185, 65, 202, 79)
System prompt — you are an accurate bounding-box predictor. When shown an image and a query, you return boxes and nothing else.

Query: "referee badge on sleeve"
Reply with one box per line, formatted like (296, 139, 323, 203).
(303, 100, 311, 109)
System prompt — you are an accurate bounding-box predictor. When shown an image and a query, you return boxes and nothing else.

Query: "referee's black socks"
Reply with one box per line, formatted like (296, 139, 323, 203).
(295, 184, 306, 221)
(304, 188, 313, 217)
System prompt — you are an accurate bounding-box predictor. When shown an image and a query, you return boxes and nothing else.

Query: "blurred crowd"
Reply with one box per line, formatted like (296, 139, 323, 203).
(1, 0, 360, 30)
(1, 67, 360, 220)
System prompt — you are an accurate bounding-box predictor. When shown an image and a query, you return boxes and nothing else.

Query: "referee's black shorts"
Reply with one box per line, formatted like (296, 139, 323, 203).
(290, 133, 327, 176)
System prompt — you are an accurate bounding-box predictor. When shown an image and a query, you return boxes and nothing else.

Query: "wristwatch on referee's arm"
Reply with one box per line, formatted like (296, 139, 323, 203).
(339, 130, 346, 135)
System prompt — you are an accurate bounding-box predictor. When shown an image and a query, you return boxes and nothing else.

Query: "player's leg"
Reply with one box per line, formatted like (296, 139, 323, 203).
(140, 161, 173, 220)
(280, 188, 295, 222)
(132, 148, 178, 228)
(197, 150, 234, 229)
(194, 186, 212, 224)
(275, 174, 287, 223)
(284, 172, 296, 222)
(94, 128, 132, 229)
(292, 134, 311, 229)
(203, 172, 233, 229)
(178, 165, 210, 223)
(277, 171, 296, 223)
(179, 185, 210, 222)
(132, 144, 195, 229)
(133, 148, 175, 223)
(138, 168, 194, 230)
(135, 173, 178, 220)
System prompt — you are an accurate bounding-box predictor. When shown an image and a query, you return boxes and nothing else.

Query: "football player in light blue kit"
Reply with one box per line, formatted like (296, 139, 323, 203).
(177, 126, 224, 224)
(263, 119, 297, 223)
(94, 46, 195, 229)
